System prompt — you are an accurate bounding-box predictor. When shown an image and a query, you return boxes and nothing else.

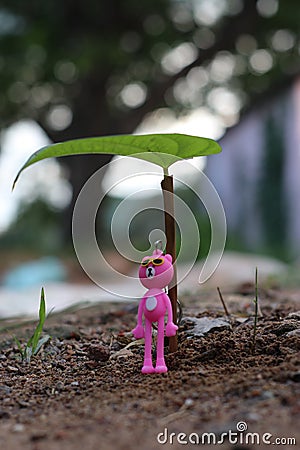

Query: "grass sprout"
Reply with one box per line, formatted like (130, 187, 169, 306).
(14, 287, 51, 363)
(217, 286, 232, 327)
(252, 267, 259, 353)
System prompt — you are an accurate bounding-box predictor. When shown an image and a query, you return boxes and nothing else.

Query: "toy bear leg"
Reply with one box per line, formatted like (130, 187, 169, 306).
(155, 316, 167, 373)
(142, 319, 155, 374)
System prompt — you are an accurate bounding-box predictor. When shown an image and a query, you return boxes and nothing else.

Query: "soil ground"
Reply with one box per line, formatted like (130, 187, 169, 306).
(0, 283, 299, 450)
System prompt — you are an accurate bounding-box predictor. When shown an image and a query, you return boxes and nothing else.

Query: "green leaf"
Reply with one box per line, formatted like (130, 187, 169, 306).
(13, 133, 221, 188)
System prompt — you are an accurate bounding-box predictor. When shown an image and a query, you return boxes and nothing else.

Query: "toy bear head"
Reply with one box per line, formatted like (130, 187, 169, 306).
(139, 249, 174, 290)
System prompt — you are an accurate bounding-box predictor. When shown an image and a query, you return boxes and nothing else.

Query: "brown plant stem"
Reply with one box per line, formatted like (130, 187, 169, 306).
(217, 286, 232, 327)
(161, 174, 178, 353)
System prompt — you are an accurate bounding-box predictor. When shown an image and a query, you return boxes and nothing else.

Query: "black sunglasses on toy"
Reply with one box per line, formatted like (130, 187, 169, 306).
(141, 257, 164, 267)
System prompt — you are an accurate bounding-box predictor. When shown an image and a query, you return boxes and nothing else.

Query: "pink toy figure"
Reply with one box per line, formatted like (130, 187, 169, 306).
(132, 249, 178, 373)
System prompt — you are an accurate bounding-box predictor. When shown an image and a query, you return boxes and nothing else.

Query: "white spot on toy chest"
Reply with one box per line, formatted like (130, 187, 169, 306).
(146, 296, 157, 311)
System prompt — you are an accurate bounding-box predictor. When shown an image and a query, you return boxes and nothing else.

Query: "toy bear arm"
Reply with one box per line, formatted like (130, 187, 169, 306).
(163, 292, 178, 336)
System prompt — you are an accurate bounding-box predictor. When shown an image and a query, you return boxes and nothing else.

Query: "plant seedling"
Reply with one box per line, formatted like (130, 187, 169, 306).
(13, 133, 221, 352)
(252, 267, 259, 353)
(14, 287, 51, 363)
(217, 286, 232, 329)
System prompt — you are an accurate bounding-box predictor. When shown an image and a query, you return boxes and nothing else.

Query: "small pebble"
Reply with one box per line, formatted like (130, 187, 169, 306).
(56, 381, 65, 391)
(246, 412, 261, 422)
(30, 431, 47, 441)
(184, 398, 194, 407)
(290, 371, 300, 382)
(286, 329, 300, 337)
(13, 424, 25, 433)
(286, 311, 300, 320)
(0, 385, 11, 394)
(87, 344, 110, 362)
(262, 390, 274, 399)
(7, 366, 19, 372)
(250, 389, 261, 397)
(0, 410, 10, 419)
(54, 430, 69, 440)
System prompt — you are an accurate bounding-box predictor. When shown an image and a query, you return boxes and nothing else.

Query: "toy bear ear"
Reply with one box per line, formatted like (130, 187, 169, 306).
(165, 254, 172, 263)
(141, 256, 151, 265)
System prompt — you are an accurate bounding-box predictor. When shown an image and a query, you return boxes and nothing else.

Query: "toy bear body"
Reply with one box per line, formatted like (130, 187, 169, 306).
(132, 249, 178, 373)
(143, 289, 168, 322)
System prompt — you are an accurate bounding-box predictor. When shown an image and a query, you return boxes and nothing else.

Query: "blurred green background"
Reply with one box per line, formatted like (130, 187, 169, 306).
(0, 0, 300, 293)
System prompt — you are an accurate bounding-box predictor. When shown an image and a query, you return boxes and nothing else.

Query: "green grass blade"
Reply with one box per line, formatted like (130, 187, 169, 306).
(33, 334, 51, 356)
(25, 346, 32, 364)
(30, 287, 46, 354)
(11, 288, 49, 364)
(13, 335, 25, 360)
(13, 133, 221, 188)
